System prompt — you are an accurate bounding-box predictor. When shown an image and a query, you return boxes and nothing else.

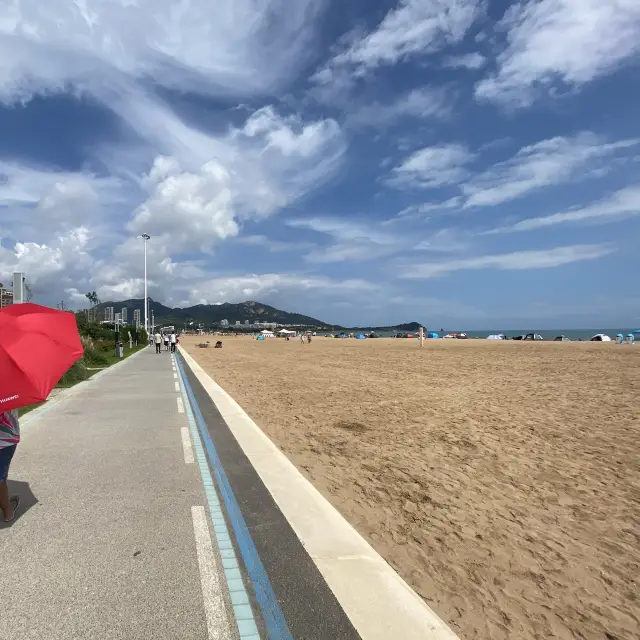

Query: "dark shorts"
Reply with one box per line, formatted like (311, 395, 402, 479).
(0, 445, 17, 482)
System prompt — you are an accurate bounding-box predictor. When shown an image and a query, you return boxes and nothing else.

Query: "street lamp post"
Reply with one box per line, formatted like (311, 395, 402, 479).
(140, 233, 150, 342)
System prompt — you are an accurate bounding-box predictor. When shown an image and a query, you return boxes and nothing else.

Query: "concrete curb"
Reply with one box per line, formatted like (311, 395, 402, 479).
(21, 346, 150, 427)
(179, 346, 459, 640)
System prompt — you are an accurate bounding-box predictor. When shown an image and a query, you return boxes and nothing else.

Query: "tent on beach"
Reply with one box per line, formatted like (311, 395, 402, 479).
(589, 334, 612, 342)
(427, 332, 439, 339)
(355, 334, 367, 339)
(260, 330, 275, 338)
(487, 334, 505, 340)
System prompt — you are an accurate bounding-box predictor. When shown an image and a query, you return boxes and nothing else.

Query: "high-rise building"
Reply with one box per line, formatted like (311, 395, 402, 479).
(133, 309, 141, 327)
(220, 319, 229, 327)
(235, 320, 240, 326)
(244, 319, 249, 325)
(0, 282, 13, 308)
(12, 272, 25, 304)
(121, 307, 128, 323)
(104, 306, 114, 323)
(115, 312, 121, 325)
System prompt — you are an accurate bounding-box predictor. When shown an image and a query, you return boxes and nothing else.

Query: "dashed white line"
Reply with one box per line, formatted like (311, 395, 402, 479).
(175, 381, 180, 392)
(177, 397, 185, 414)
(173, 372, 178, 379)
(191, 506, 233, 639)
(181, 427, 195, 464)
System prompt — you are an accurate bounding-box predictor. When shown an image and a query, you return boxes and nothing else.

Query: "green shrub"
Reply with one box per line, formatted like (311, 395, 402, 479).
(85, 350, 109, 366)
(59, 358, 88, 385)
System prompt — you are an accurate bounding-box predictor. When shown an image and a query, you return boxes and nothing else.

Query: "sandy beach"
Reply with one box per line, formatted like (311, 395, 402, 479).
(182, 336, 639, 640)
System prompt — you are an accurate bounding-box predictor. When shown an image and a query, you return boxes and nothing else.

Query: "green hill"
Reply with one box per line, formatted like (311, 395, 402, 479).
(95, 299, 334, 328)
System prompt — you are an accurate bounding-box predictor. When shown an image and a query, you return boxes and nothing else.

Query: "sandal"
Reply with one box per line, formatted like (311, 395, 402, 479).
(3, 496, 20, 523)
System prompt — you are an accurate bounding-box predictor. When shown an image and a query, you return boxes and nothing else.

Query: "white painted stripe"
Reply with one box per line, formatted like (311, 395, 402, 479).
(174, 372, 178, 379)
(175, 381, 180, 392)
(177, 397, 185, 414)
(181, 427, 195, 464)
(180, 347, 459, 640)
(191, 506, 233, 639)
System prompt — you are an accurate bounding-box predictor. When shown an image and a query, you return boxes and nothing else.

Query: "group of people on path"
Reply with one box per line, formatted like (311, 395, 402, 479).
(154, 331, 177, 354)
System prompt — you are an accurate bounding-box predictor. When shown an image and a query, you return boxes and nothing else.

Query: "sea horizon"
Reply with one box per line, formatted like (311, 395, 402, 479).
(341, 328, 638, 340)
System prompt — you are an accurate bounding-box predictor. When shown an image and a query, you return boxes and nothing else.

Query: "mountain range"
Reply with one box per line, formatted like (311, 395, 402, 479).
(93, 298, 424, 332)
(95, 299, 334, 327)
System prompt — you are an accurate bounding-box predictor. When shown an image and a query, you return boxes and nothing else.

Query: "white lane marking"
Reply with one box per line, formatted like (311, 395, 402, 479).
(174, 372, 178, 379)
(175, 381, 180, 392)
(181, 427, 195, 464)
(191, 506, 233, 639)
(177, 397, 185, 414)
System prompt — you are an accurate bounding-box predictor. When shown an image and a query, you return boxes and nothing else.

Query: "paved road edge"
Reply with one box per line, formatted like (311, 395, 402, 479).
(178, 346, 460, 640)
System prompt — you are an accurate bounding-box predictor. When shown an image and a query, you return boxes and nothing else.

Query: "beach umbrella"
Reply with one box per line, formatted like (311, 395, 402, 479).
(0, 303, 84, 412)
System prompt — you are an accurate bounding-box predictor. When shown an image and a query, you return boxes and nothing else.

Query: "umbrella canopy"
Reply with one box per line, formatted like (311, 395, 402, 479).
(0, 303, 84, 411)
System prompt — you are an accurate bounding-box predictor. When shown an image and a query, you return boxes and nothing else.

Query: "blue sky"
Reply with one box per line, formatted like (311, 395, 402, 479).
(1, 0, 639, 328)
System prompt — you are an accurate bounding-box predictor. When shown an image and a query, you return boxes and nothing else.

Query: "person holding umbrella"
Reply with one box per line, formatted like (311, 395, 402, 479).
(0, 409, 20, 522)
(0, 302, 84, 523)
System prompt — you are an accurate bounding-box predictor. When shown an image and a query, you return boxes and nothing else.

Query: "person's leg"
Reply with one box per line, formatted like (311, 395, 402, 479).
(0, 479, 10, 520)
(0, 445, 17, 521)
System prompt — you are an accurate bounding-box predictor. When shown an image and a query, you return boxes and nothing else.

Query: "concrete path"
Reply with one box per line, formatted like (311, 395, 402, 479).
(0, 348, 236, 640)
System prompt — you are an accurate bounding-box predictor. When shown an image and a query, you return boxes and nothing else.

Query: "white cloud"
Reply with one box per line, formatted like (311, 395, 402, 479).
(400, 244, 615, 278)
(463, 133, 639, 207)
(128, 158, 239, 253)
(443, 52, 486, 69)
(0, 160, 124, 229)
(123, 106, 345, 254)
(390, 133, 640, 212)
(289, 217, 400, 263)
(170, 273, 378, 308)
(0, 0, 324, 103)
(288, 217, 467, 263)
(0, 226, 94, 293)
(316, 0, 484, 80)
(388, 143, 475, 188)
(348, 87, 450, 127)
(476, 0, 640, 106)
(396, 196, 463, 218)
(412, 228, 469, 253)
(488, 185, 640, 233)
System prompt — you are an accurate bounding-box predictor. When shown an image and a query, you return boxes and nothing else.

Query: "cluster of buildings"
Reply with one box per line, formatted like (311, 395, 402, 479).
(216, 319, 322, 331)
(83, 306, 141, 327)
(219, 319, 279, 329)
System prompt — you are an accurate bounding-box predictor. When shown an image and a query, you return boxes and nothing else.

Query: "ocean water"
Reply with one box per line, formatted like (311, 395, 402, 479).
(425, 328, 638, 340)
(356, 329, 638, 340)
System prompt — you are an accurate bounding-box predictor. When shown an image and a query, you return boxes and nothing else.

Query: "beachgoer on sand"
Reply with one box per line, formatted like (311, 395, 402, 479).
(0, 410, 20, 522)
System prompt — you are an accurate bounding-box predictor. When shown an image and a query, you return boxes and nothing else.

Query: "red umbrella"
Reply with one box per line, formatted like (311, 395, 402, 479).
(0, 303, 84, 412)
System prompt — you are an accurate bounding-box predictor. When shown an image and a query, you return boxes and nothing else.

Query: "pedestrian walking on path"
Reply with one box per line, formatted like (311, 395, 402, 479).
(170, 332, 177, 353)
(0, 410, 20, 522)
(154, 331, 162, 353)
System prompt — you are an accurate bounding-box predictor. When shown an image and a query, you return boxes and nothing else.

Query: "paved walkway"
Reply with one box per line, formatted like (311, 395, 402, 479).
(1, 349, 234, 639)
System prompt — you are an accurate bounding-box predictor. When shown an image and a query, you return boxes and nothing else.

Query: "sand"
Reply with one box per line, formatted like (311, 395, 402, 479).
(182, 336, 640, 640)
